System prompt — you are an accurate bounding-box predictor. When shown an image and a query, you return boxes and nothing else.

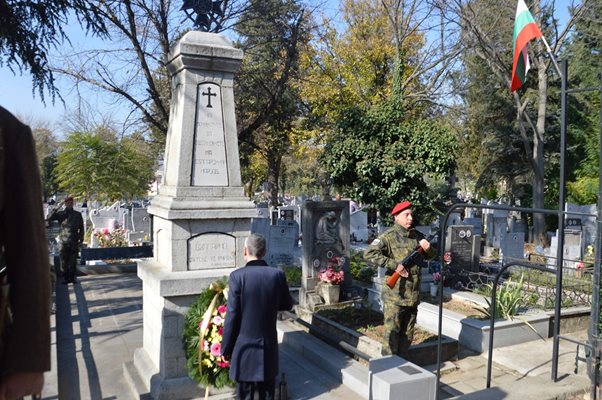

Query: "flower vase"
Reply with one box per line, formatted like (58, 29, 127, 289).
(319, 282, 340, 304)
(430, 282, 439, 297)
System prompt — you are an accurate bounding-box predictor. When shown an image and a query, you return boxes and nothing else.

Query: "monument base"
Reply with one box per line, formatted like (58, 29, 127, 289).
(124, 259, 237, 399)
(124, 348, 235, 400)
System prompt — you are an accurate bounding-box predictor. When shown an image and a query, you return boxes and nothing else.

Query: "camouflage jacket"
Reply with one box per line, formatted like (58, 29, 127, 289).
(48, 208, 84, 248)
(364, 225, 435, 307)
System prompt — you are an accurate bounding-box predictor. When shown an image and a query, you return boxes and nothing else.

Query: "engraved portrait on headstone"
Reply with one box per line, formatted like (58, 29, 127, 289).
(315, 211, 342, 246)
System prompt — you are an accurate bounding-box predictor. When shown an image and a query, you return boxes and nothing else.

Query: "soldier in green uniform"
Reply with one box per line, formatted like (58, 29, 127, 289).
(47, 196, 84, 284)
(364, 201, 435, 356)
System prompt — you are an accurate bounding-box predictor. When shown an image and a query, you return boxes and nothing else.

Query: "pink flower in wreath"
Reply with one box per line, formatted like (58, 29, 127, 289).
(217, 304, 227, 315)
(210, 342, 222, 357)
(212, 315, 223, 326)
(217, 358, 230, 368)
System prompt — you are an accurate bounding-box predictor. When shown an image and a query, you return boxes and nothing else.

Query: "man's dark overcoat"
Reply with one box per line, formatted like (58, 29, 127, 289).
(0, 106, 51, 376)
(221, 259, 293, 382)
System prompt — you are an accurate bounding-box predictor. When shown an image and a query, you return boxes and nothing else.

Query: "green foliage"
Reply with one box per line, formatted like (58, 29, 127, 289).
(563, 1, 602, 206)
(323, 101, 457, 222)
(479, 275, 525, 320)
(280, 265, 302, 286)
(235, 0, 310, 205)
(32, 127, 60, 200)
(54, 129, 156, 202)
(349, 249, 374, 284)
(182, 279, 234, 389)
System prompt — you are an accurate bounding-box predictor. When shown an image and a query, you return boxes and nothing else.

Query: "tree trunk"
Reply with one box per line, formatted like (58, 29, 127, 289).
(267, 153, 281, 207)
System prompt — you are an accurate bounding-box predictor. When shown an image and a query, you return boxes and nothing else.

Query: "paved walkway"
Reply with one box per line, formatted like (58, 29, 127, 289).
(40, 270, 594, 399)
(42, 271, 359, 399)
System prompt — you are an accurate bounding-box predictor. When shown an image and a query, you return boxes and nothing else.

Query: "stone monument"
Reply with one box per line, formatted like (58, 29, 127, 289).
(124, 32, 257, 399)
(299, 200, 350, 310)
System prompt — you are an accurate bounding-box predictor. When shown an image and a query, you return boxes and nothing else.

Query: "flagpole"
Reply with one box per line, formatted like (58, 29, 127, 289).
(540, 36, 563, 79)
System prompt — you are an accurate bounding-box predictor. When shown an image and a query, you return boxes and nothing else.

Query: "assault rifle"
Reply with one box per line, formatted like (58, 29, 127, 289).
(386, 233, 437, 289)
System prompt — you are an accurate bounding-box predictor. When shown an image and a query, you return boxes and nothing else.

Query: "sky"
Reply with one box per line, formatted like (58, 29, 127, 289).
(0, 0, 573, 134)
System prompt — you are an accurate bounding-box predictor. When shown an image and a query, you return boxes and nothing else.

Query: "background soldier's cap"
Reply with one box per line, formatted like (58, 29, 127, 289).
(64, 196, 74, 202)
(390, 201, 412, 216)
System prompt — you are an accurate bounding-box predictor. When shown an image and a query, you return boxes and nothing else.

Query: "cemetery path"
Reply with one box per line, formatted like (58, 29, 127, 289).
(39, 268, 594, 400)
(42, 270, 365, 400)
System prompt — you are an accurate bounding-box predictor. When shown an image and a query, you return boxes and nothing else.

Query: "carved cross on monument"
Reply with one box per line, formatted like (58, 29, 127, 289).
(202, 86, 217, 108)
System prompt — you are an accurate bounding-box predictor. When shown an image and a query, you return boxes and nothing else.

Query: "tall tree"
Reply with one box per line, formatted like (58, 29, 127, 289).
(563, 1, 602, 204)
(52, 1, 250, 152)
(235, 0, 310, 206)
(442, 0, 588, 243)
(296, 0, 464, 207)
(32, 125, 60, 201)
(0, 1, 108, 101)
(54, 127, 156, 202)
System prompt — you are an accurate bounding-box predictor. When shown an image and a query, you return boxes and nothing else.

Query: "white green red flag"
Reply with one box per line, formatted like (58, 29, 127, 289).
(511, 0, 543, 93)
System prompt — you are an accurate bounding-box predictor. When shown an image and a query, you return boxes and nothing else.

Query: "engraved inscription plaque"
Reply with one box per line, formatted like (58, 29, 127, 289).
(192, 82, 229, 186)
(188, 232, 236, 270)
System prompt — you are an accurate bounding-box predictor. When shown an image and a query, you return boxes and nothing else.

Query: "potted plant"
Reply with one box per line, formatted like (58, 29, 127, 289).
(317, 257, 345, 304)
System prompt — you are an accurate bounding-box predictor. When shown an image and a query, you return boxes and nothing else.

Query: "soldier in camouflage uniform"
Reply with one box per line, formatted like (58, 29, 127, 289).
(47, 196, 84, 284)
(364, 201, 435, 356)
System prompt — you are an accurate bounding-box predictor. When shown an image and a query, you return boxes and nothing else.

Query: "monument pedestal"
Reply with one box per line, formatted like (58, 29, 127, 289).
(124, 260, 240, 399)
(124, 31, 257, 399)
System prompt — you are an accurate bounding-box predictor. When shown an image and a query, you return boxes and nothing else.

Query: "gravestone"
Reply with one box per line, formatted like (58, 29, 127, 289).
(563, 231, 582, 270)
(300, 200, 350, 310)
(89, 202, 121, 247)
(251, 217, 299, 266)
(127, 208, 152, 245)
(125, 32, 258, 400)
(446, 225, 480, 272)
(491, 217, 508, 248)
(547, 230, 583, 270)
(256, 203, 269, 219)
(566, 203, 596, 246)
(502, 232, 524, 261)
(462, 217, 482, 236)
(251, 217, 270, 239)
(350, 209, 369, 242)
(447, 212, 464, 226)
(267, 224, 297, 266)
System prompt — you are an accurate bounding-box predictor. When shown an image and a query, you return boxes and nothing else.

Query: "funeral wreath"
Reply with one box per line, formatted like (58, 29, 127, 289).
(183, 279, 234, 391)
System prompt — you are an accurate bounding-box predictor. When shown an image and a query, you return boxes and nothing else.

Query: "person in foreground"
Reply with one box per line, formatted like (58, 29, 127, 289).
(0, 106, 51, 400)
(364, 201, 435, 357)
(221, 233, 293, 400)
(47, 195, 84, 284)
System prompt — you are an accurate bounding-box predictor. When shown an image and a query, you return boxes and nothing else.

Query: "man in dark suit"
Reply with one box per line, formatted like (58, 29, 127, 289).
(0, 106, 50, 399)
(221, 233, 293, 400)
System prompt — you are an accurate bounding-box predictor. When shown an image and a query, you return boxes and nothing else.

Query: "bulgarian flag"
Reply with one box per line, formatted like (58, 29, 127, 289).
(510, 0, 543, 93)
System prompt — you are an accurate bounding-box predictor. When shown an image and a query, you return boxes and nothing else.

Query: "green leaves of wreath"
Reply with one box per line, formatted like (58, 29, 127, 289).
(182, 278, 235, 389)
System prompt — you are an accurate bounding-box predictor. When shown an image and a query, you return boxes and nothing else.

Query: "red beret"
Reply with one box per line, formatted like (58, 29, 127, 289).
(390, 201, 412, 216)
(65, 196, 74, 202)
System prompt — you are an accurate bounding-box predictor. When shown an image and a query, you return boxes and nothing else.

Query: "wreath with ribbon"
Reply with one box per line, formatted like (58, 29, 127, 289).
(183, 279, 235, 395)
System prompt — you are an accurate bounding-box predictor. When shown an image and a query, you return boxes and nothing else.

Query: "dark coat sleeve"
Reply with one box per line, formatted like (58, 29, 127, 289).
(0, 107, 51, 374)
(277, 270, 293, 312)
(221, 272, 240, 358)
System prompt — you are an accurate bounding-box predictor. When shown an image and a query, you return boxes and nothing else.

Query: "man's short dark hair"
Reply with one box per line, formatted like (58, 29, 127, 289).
(245, 233, 267, 258)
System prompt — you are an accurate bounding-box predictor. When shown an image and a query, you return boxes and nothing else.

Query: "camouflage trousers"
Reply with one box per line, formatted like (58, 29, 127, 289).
(60, 244, 79, 282)
(381, 304, 418, 357)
